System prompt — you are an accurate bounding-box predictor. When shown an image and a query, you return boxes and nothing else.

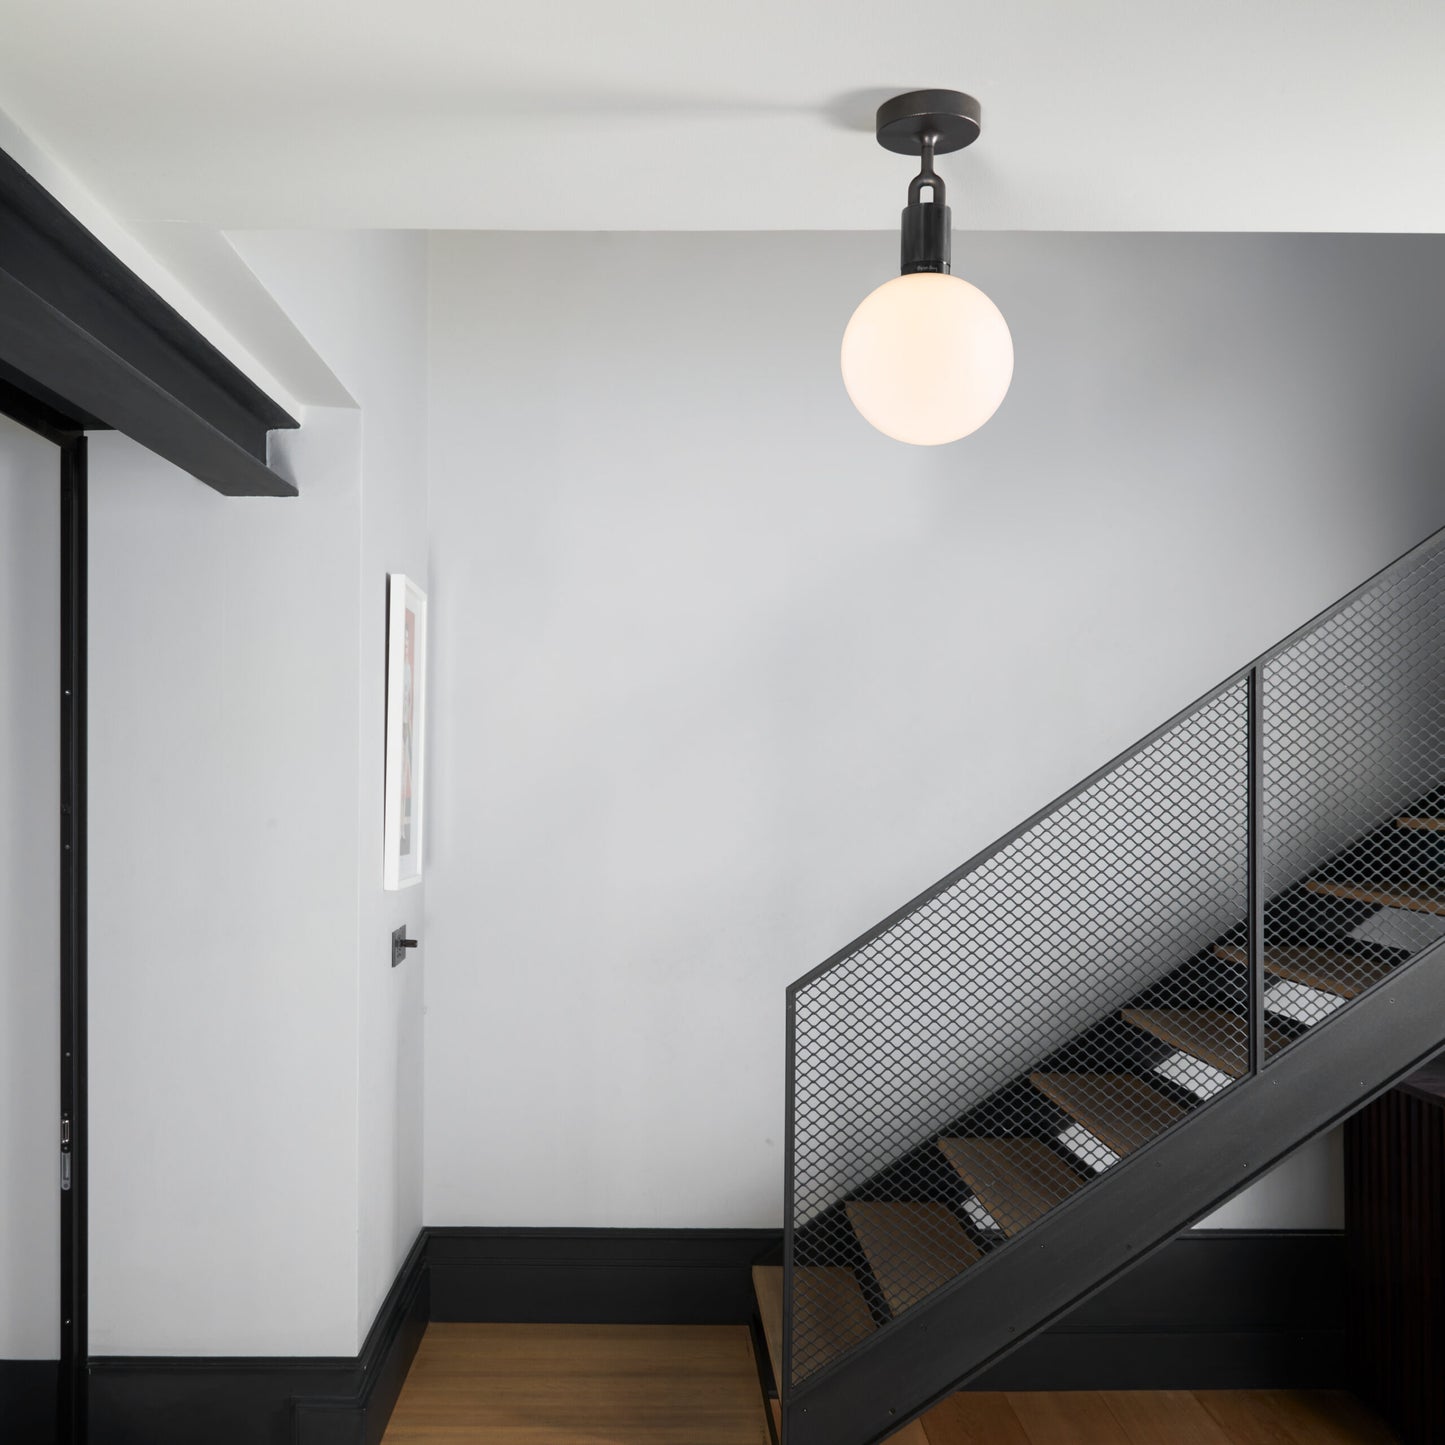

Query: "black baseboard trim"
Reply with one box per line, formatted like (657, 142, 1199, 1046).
(990, 1228, 1346, 1388)
(88, 1232, 429, 1445)
(88, 1355, 358, 1445)
(427, 1226, 1346, 1392)
(69, 1225, 1346, 1444)
(426, 1227, 777, 1326)
(0, 1359, 59, 1445)
(972, 1329, 1346, 1391)
(292, 1231, 430, 1445)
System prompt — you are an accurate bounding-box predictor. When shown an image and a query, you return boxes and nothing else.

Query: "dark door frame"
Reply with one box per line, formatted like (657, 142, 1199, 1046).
(0, 387, 88, 1445)
(0, 141, 297, 1445)
(58, 430, 87, 1445)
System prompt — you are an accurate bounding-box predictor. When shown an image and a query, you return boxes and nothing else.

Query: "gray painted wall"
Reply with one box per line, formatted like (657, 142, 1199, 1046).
(423, 230, 1445, 1232)
(230, 228, 431, 1346)
(87, 230, 430, 1355)
(22, 227, 1444, 1365)
(88, 417, 365, 1355)
(0, 414, 60, 1358)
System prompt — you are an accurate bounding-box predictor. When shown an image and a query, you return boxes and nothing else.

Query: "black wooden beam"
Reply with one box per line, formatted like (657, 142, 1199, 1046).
(0, 367, 89, 445)
(0, 147, 297, 497)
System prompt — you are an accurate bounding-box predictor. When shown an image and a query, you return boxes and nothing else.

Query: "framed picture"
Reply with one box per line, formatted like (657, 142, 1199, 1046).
(384, 574, 427, 889)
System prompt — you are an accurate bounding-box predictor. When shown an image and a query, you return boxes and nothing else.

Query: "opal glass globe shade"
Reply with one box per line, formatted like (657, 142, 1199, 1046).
(841, 272, 1013, 445)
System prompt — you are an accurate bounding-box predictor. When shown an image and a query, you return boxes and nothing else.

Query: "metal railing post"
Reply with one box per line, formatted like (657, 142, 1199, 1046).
(781, 986, 798, 1438)
(1246, 664, 1265, 1074)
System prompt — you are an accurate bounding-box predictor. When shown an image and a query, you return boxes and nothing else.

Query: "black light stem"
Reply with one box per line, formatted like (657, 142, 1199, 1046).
(900, 131, 951, 276)
(908, 133, 946, 207)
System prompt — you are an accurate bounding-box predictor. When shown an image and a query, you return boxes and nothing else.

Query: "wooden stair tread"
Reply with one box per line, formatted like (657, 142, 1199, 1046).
(1213, 942, 1396, 998)
(1121, 1006, 1286, 1077)
(844, 1202, 982, 1318)
(751, 1265, 785, 1392)
(1397, 816, 1445, 831)
(1304, 877, 1445, 915)
(751, 1264, 874, 1390)
(936, 1137, 1086, 1235)
(1029, 1072, 1186, 1156)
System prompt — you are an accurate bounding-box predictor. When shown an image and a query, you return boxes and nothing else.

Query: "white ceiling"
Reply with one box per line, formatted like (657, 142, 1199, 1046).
(1, 0, 1443, 233)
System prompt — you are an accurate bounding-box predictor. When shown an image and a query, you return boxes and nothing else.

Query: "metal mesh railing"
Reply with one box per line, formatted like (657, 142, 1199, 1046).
(783, 527, 1445, 1391)
(1261, 544, 1445, 1041)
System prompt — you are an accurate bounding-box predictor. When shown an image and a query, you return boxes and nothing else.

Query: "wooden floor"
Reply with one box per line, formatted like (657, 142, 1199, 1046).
(382, 1323, 771, 1444)
(921, 1390, 1397, 1444)
(382, 1324, 1398, 1445)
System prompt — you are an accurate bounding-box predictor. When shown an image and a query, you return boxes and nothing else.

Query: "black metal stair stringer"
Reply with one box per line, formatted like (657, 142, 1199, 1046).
(782, 934, 1445, 1445)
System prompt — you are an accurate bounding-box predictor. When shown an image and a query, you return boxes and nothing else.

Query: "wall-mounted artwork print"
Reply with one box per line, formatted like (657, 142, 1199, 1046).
(384, 574, 428, 890)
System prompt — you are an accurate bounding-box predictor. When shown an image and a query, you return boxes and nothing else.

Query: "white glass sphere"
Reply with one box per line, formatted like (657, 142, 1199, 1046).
(840, 271, 1014, 445)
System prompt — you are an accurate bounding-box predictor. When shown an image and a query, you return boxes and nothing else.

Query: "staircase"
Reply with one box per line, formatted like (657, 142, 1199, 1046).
(765, 526, 1445, 1445)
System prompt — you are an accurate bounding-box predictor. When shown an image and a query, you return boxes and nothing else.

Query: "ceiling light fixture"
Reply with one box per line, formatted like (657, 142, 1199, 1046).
(841, 90, 1013, 446)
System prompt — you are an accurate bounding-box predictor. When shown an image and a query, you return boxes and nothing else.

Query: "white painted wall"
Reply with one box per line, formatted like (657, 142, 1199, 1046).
(88, 416, 364, 1355)
(55, 224, 1445, 1365)
(87, 231, 429, 1355)
(423, 230, 1445, 1233)
(227, 229, 432, 1342)
(0, 414, 60, 1358)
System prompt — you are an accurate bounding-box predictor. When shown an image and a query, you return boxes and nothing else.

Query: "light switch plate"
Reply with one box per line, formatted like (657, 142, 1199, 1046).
(391, 926, 417, 968)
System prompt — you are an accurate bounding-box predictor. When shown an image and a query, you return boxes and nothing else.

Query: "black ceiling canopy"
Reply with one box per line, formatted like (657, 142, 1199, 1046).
(0, 146, 298, 496)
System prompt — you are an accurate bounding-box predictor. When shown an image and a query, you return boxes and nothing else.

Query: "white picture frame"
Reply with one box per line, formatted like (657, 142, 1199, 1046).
(383, 574, 427, 890)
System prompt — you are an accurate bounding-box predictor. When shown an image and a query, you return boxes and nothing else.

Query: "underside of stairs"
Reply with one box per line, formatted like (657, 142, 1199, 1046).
(773, 526, 1445, 1445)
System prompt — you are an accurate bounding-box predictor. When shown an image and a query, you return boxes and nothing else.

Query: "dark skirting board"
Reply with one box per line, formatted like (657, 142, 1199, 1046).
(0, 1360, 59, 1445)
(74, 1224, 1344, 1445)
(88, 1234, 428, 1445)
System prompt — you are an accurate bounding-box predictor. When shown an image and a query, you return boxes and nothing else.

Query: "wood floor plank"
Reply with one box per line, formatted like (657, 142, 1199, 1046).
(1028, 1073, 1186, 1156)
(921, 1391, 1030, 1444)
(751, 1263, 874, 1387)
(1194, 1390, 1398, 1445)
(1304, 877, 1445, 915)
(1101, 1390, 1233, 1445)
(381, 1330, 1398, 1445)
(1007, 1392, 1132, 1444)
(382, 1322, 770, 1444)
(1195, 1390, 1320, 1445)
(844, 1201, 982, 1318)
(937, 1138, 1086, 1235)
(1120, 1008, 1286, 1077)
(1212, 943, 1397, 998)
